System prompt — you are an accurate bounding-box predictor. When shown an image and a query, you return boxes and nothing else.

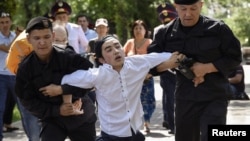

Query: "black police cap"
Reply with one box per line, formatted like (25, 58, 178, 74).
(156, 2, 176, 14)
(156, 2, 177, 23)
(43, 12, 54, 22)
(174, 0, 200, 5)
(25, 16, 52, 33)
(51, 1, 72, 17)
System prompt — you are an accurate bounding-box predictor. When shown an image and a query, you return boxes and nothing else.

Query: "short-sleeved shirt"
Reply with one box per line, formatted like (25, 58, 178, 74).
(0, 31, 16, 75)
(228, 65, 245, 93)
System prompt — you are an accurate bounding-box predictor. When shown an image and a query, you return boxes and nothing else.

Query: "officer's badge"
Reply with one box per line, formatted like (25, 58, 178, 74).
(161, 3, 166, 8)
(42, 20, 49, 28)
(162, 10, 168, 16)
(58, 1, 63, 7)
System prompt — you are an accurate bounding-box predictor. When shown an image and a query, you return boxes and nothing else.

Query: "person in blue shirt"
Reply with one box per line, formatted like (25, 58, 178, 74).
(76, 14, 97, 41)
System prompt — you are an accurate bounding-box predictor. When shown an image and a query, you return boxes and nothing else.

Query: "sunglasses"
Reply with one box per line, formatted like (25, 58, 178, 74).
(1, 12, 10, 17)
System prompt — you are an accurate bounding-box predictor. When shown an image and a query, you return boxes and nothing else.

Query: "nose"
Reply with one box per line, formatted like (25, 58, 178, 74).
(114, 48, 120, 54)
(39, 39, 46, 45)
(185, 9, 192, 16)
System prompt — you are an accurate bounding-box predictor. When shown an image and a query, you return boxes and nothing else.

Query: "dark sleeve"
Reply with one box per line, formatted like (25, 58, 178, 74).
(65, 45, 75, 53)
(60, 52, 93, 97)
(15, 66, 60, 119)
(213, 23, 242, 77)
(148, 27, 169, 76)
(148, 27, 167, 54)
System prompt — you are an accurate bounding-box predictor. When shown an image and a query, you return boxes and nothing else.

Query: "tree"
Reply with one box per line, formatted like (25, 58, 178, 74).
(204, 0, 250, 46)
(4, 0, 250, 46)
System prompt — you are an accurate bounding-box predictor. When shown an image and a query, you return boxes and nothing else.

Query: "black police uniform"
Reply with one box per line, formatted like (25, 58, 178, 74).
(148, 15, 242, 141)
(15, 48, 97, 141)
(154, 2, 177, 133)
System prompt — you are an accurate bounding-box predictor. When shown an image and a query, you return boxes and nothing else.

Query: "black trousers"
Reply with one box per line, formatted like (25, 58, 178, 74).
(100, 129, 145, 141)
(40, 120, 96, 141)
(175, 99, 228, 141)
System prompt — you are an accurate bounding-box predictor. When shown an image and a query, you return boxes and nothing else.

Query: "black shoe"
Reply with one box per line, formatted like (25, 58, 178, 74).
(168, 130, 175, 134)
(3, 127, 19, 133)
(162, 121, 169, 129)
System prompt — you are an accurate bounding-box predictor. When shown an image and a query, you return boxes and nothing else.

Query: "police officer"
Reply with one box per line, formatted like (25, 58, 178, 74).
(148, 0, 242, 141)
(153, 2, 178, 38)
(153, 2, 178, 134)
(15, 16, 96, 141)
(51, 1, 88, 54)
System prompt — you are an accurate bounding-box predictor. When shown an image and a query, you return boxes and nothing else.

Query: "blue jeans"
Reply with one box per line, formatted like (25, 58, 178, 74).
(140, 77, 155, 122)
(16, 98, 41, 141)
(0, 74, 41, 141)
(0, 74, 10, 141)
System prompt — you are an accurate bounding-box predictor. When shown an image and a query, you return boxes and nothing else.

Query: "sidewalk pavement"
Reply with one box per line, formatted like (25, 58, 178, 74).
(3, 66, 250, 141)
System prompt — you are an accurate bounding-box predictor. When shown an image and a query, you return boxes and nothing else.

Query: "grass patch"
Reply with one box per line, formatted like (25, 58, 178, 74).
(13, 105, 21, 122)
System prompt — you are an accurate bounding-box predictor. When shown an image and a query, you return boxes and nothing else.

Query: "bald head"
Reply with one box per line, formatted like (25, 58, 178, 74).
(53, 21, 68, 48)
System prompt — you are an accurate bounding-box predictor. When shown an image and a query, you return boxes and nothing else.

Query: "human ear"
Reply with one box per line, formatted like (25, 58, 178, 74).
(98, 57, 106, 64)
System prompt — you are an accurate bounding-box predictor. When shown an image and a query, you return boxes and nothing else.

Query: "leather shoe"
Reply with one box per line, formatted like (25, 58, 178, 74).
(168, 130, 175, 134)
(162, 121, 169, 129)
(3, 127, 19, 133)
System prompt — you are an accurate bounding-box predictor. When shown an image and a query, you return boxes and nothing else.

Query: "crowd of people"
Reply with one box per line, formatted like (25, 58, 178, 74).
(0, 0, 247, 141)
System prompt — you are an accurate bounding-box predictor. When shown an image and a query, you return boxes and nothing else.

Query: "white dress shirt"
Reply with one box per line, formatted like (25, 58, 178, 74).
(66, 22, 88, 54)
(62, 52, 171, 137)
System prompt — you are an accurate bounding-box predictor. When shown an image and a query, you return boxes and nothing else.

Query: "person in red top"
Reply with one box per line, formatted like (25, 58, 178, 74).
(123, 20, 154, 133)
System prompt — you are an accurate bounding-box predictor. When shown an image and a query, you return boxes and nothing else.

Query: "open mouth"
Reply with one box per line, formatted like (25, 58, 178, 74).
(115, 56, 122, 61)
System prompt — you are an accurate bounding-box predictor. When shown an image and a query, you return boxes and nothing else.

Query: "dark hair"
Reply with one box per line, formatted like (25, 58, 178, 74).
(94, 35, 119, 66)
(25, 16, 53, 33)
(76, 14, 89, 22)
(130, 19, 149, 38)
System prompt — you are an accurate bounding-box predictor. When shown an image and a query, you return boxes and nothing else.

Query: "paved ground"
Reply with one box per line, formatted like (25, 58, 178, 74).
(3, 65, 250, 141)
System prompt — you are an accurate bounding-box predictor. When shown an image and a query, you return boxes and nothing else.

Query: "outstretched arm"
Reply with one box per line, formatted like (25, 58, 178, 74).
(156, 52, 185, 72)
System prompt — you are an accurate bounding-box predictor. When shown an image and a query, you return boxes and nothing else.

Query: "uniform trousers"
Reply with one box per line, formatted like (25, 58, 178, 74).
(40, 119, 96, 141)
(100, 129, 145, 141)
(160, 71, 176, 131)
(175, 99, 228, 141)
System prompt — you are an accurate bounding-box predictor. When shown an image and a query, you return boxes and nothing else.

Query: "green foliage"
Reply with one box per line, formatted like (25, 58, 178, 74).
(13, 106, 21, 122)
(3, 0, 250, 46)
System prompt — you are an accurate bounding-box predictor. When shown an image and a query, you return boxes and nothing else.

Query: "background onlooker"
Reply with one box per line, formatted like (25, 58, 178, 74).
(0, 11, 17, 140)
(14, 26, 24, 36)
(123, 19, 154, 133)
(153, 2, 178, 134)
(87, 18, 109, 66)
(84, 18, 110, 104)
(228, 64, 250, 100)
(51, 1, 88, 54)
(76, 14, 97, 41)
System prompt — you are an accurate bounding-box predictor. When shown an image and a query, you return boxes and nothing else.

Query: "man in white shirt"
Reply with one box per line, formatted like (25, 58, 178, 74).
(40, 35, 184, 141)
(51, 1, 88, 54)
